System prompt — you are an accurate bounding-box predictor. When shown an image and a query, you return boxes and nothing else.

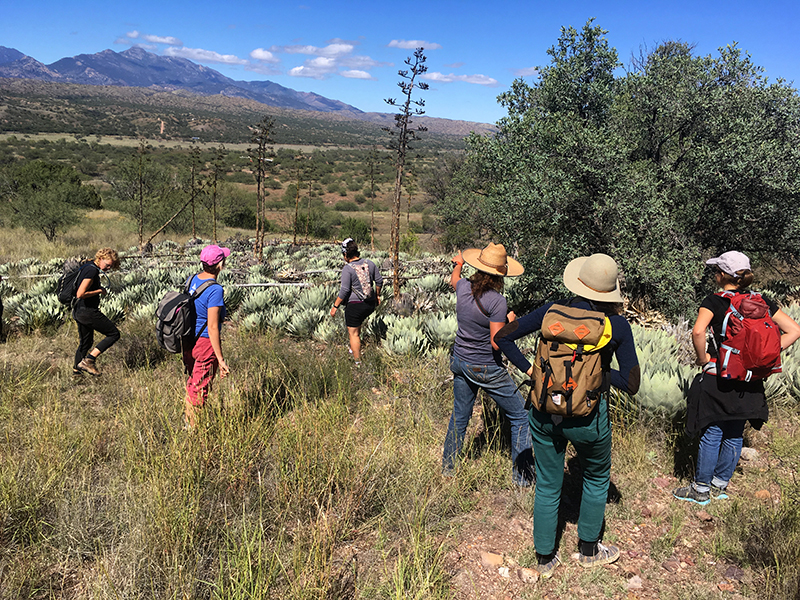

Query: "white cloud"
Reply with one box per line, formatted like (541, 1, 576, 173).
(127, 30, 140, 39)
(143, 34, 183, 46)
(423, 71, 499, 86)
(245, 63, 281, 76)
(164, 46, 248, 65)
(340, 55, 390, 69)
(444, 62, 464, 69)
(273, 42, 354, 57)
(513, 67, 539, 77)
(341, 70, 374, 80)
(387, 39, 442, 50)
(250, 48, 279, 63)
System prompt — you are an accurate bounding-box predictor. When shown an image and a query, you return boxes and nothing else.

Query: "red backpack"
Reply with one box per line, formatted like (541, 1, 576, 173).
(711, 291, 782, 381)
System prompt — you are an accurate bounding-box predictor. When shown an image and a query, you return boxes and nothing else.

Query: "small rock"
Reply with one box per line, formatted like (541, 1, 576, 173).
(518, 568, 539, 584)
(696, 510, 714, 522)
(624, 566, 641, 578)
(480, 551, 503, 569)
(718, 582, 735, 592)
(662, 560, 680, 573)
(724, 566, 745, 581)
(739, 447, 759, 461)
(755, 490, 771, 501)
(641, 507, 652, 518)
(653, 477, 672, 489)
(626, 575, 643, 590)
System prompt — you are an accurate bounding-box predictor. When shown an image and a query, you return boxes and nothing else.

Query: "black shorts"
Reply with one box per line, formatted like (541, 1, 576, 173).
(345, 299, 376, 328)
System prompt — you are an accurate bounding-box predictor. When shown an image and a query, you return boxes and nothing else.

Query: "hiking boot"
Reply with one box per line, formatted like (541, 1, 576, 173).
(578, 543, 620, 568)
(710, 485, 729, 500)
(535, 553, 561, 579)
(672, 484, 710, 505)
(77, 357, 101, 376)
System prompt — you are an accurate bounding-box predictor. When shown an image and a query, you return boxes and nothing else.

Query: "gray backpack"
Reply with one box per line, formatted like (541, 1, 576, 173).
(155, 277, 220, 353)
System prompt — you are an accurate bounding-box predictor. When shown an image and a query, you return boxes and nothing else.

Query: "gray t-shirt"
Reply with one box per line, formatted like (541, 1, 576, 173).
(452, 278, 507, 366)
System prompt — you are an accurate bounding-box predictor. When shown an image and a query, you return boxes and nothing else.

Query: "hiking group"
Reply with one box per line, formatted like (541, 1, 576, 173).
(58, 241, 800, 579)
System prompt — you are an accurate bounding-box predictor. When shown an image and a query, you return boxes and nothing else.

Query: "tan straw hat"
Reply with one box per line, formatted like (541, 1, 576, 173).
(462, 243, 524, 277)
(562, 253, 623, 303)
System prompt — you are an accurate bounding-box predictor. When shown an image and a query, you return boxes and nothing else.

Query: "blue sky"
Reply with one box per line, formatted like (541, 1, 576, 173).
(2, 0, 798, 123)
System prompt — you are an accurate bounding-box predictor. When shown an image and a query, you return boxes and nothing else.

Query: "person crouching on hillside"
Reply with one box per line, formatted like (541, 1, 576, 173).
(183, 244, 231, 429)
(330, 238, 382, 367)
(73, 248, 121, 376)
(673, 251, 800, 504)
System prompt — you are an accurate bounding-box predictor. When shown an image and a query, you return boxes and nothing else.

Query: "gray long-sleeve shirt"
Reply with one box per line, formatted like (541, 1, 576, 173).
(337, 258, 383, 302)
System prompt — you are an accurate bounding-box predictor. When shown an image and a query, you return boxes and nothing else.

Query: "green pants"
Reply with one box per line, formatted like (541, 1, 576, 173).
(530, 396, 611, 555)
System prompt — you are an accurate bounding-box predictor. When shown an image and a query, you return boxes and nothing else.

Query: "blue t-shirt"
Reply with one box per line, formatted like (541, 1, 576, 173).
(188, 274, 225, 338)
(452, 278, 508, 366)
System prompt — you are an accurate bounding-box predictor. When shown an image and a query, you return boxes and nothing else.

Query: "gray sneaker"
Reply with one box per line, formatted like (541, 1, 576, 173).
(535, 553, 561, 579)
(673, 484, 710, 505)
(578, 543, 620, 568)
(710, 485, 729, 500)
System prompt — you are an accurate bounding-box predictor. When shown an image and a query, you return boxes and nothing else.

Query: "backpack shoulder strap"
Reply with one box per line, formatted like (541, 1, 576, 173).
(474, 293, 491, 318)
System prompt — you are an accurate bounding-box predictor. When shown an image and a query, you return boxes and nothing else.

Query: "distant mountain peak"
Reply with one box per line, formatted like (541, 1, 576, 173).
(0, 46, 364, 114)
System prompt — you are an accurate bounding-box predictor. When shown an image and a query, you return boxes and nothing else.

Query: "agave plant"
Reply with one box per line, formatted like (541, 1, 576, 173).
(241, 311, 269, 333)
(313, 318, 341, 344)
(28, 276, 59, 296)
(16, 295, 65, 332)
(423, 312, 458, 349)
(286, 308, 326, 338)
(222, 284, 245, 313)
(265, 306, 292, 331)
(384, 328, 429, 356)
(101, 296, 127, 324)
(295, 286, 335, 313)
(408, 274, 449, 295)
(239, 289, 277, 316)
(129, 301, 159, 323)
(633, 369, 689, 417)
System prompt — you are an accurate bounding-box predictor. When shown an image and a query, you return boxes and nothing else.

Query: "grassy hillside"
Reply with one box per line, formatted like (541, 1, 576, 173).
(0, 79, 492, 149)
(2, 232, 800, 599)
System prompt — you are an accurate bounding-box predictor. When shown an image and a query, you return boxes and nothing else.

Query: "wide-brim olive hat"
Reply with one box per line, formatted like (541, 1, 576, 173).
(462, 243, 524, 277)
(562, 253, 623, 303)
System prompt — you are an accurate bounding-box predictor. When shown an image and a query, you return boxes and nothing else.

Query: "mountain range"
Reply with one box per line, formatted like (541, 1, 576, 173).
(0, 46, 365, 115)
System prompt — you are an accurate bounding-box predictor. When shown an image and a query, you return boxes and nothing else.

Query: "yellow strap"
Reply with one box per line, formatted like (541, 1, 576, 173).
(564, 317, 612, 352)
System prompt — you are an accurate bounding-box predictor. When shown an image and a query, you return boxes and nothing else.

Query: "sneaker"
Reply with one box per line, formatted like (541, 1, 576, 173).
(710, 485, 729, 500)
(77, 358, 101, 376)
(578, 542, 620, 568)
(535, 553, 561, 579)
(672, 484, 710, 505)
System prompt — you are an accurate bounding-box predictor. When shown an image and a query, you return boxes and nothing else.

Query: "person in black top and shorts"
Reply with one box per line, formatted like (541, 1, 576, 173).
(73, 248, 121, 376)
(330, 239, 382, 366)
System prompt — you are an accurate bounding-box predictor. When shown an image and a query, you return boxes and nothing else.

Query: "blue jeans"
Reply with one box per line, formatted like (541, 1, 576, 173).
(442, 354, 533, 484)
(695, 420, 745, 492)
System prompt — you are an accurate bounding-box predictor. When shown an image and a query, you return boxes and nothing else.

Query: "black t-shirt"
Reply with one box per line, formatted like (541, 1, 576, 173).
(76, 262, 102, 309)
(700, 291, 779, 359)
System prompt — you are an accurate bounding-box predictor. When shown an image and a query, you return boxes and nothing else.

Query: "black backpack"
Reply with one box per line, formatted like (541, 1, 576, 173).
(57, 259, 87, 306)
(155, 277, 221, 353)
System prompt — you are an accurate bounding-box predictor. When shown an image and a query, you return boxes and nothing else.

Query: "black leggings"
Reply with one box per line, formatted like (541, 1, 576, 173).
(73, 307, 121, 368)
